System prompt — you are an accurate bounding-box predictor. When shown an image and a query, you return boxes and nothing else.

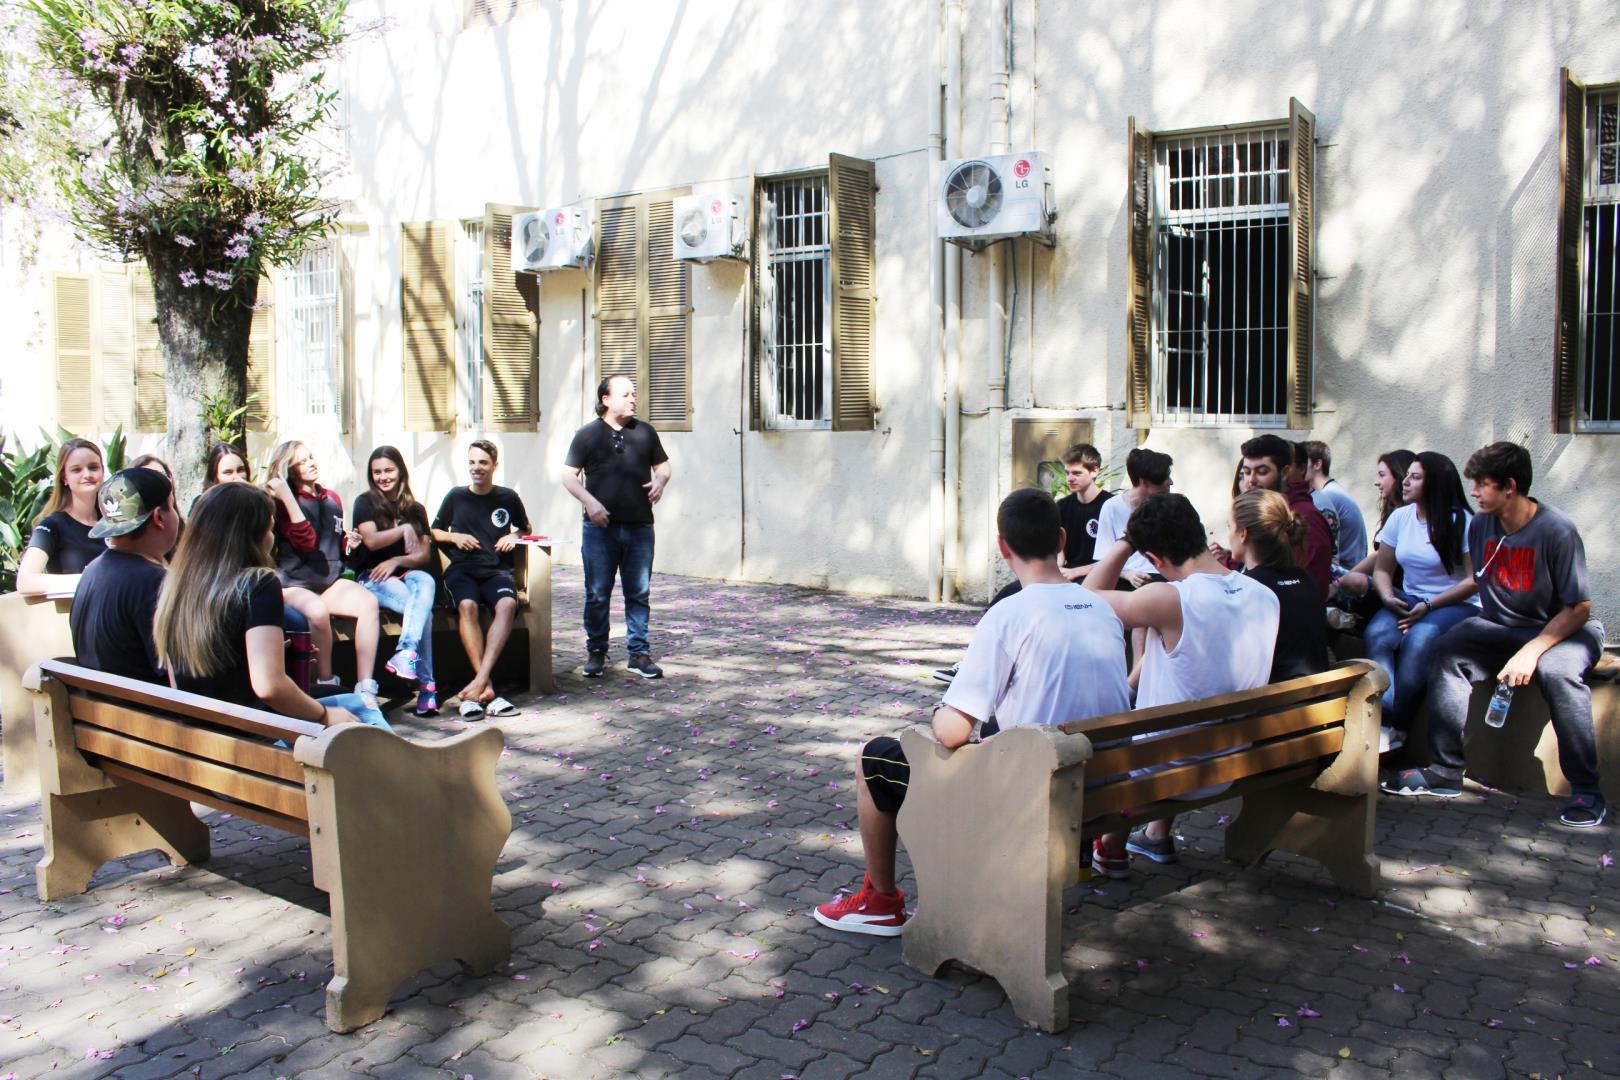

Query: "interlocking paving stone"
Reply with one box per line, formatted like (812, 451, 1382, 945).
(2, 567, 1617, 1077)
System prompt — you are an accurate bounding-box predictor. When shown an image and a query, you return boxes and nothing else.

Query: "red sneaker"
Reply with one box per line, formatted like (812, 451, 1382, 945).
(1092, 838, 1130, 880)
(813, 874, 907, 937)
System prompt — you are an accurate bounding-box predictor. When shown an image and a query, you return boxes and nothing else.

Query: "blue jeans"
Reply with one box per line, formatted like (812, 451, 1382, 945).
(1363, 601, 1477, 731)
(319, 692, 393, 733)
(361, 571, 436, 687)
(582, 522, 655, 655)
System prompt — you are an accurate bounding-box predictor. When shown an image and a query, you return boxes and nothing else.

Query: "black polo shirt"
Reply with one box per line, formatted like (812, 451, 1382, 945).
(563, 417, 669, 525)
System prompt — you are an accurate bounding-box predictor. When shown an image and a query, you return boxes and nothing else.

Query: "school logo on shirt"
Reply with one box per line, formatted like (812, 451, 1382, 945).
(491, 507, 510, 529)
(1086, 519, 1100, 538)
(1064, 602, 1094, 611)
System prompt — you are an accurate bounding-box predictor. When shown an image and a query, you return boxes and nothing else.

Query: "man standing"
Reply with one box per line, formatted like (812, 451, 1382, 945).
(1056, 443, 1114, 582)
(431, 439, 530, 718)
(1302, 439, 1368, 571)
(70, 468, 182, 684)
(1384, 442, 1606, 827)
(562, 374, 672, 679)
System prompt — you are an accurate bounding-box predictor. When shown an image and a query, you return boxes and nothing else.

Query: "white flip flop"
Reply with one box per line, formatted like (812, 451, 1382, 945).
(458, 699, 485, 719)
(486, 696, 518, 717)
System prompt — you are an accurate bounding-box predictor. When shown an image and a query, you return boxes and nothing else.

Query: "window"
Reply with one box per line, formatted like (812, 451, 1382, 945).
(751, 155, 878, 431)
(1127, 102, 1315, 429)
(280, 242, 342, 423)
(1557, 72, 1620, 432)
(463, 0, 541, 29)
(596, 189, 693, 431)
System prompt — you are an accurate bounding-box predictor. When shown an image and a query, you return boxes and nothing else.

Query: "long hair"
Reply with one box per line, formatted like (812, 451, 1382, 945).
(129, 454, 175, 484)
(153, 484, 277, 679)
(364, 445, 426, 533)
(34, 438, 105, 527)
(205, 443, 251, 488)
(264, 440, 313, 495)
(1412, 451, 1471, 575)
(1376, 449, 1416, 532)
(1233, 489, 1305, 572)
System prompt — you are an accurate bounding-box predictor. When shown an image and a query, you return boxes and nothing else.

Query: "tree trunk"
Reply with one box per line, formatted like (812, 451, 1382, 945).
(148, 257, 256, 507)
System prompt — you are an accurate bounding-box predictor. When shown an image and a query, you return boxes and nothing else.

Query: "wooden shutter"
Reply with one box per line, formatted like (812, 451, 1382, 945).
(645, 199, 691, 429)
(596, 204, 640, 395)
(132, 266, 165, 431)
(1286, 99, 1316, 429)
(1126, 117, 1154, 430)
(828, 154, 876, 431)
(483, 204, 540, 431)
(53, 273, 94, 433)
(1553, 69, 1585, 433)
(749, 179, 772, 431)
(594, 192, 692, 430)
(401, 221, 456, 432)
(96, 265, 135, 431)
(245, 274, 275, 431)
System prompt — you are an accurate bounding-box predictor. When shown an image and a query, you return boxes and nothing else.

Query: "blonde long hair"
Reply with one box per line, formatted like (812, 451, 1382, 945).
(263, 440, 312, 495)
(34, 438, 104, 527)
(154, 483, 278, 679)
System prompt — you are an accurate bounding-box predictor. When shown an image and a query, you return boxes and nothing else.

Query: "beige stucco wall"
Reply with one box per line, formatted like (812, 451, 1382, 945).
(2, 0, 1617, 636)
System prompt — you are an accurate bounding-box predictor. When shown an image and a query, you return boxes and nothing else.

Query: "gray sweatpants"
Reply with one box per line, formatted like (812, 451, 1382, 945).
(1426, 615, 1605, 793)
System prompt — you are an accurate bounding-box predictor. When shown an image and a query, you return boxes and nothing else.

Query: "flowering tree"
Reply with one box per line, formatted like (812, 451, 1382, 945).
(7, 0, 353, 497)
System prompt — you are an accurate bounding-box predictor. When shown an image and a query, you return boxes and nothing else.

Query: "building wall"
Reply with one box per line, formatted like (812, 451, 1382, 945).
(2, 0, 1617, 633)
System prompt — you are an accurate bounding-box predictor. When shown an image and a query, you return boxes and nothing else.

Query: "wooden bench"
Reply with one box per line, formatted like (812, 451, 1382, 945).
(27, 659, 513, 1032)
(331, 541, 557, 698)
(0, 590, 76, 794)
(896, 660, 1388, 1032)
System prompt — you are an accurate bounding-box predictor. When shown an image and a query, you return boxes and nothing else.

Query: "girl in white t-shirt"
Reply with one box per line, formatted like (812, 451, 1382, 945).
(1365, 451, 1478, 753)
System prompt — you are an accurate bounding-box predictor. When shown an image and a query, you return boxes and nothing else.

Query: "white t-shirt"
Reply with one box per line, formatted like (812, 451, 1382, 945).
(942, 583, 1131, 730)
(1375, 503, 1477, 603)
(1133, 570, 1280, 799)
(1094, 492, 1157, 577)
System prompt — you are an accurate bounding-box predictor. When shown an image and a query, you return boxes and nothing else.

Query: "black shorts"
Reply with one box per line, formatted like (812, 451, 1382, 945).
(1115, 572, 1168, 593)
(444, 564, 518, 609)
(859, 720, 1000, 816)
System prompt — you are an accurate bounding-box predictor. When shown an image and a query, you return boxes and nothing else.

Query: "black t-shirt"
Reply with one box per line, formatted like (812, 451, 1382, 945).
(1245, 564, 1330, 683)
(69, 549, 166, 684)
(173, 572, 284, 710)
(27, 511, 106, 574)
(432, 486, 530, 571)
(1058, 490, 1113, 568)
(349, 492, 429, 577)
(563, 417, 669, 525)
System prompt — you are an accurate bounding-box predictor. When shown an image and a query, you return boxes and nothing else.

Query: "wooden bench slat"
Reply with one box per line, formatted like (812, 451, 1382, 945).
(39, 660, 321, 742)
(1061, 663, 1370, 740)
(70, 698, 304, 784)
(1079, 763, 1324, 841)
(74, 725, 310, 822)
(95, 760, 312, 836)
(1082, 727, 1345, 819)
(1086, 697, 1349, 778)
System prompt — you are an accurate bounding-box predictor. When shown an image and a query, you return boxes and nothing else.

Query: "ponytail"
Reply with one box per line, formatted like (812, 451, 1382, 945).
(1232, 489, 1301, 572)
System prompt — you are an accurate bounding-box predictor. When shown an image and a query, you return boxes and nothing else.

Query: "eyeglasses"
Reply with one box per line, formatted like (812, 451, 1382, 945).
(611, 431, 625, 454)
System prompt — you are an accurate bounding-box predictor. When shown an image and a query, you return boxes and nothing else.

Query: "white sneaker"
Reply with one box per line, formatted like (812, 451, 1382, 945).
(1378, 725, 1406, 755)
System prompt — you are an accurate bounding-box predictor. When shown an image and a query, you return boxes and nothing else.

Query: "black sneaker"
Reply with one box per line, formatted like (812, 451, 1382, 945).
(1379, 767, 1462, 798)
(1559, 793, 1607, 828)
(582, 651, 607, 678)
(932, 662, 959, 685)
(1125, 825, 1178, 864)
(627, 653, 664, 679)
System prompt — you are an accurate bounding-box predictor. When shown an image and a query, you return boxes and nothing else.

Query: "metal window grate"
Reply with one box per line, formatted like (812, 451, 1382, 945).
(761, 175, 830, 428)
(1152, 127, 1290, 425)
(1582, 89, 1620, 430)
(284, 243, 340, 418)
(458, 221, 486, 429)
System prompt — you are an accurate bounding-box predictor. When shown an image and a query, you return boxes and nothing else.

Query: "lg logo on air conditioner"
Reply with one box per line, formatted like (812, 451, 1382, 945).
(1012, 158, 1032, 188)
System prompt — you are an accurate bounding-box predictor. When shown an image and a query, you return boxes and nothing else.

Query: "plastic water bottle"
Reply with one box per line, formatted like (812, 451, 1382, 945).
(1484, 682, 1514, 729)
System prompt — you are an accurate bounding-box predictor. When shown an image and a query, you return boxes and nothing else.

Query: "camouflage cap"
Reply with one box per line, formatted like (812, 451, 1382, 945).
(89, 468, 174, 539)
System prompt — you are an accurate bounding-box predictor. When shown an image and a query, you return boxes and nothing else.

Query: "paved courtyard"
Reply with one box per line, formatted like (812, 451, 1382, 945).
(0, 568, 1616, 1079)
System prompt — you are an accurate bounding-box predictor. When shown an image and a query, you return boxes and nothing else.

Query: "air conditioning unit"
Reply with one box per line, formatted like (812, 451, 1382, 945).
(512, 206, 592, 272)
(934, 151, 1056, 250)
(672, 193, 747, 262)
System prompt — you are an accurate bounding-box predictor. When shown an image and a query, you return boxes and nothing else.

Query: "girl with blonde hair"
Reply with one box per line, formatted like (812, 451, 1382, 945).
(17, 437, 106, 594)
(154, 482, 389, 730)
(1229, 488, 1328, 682)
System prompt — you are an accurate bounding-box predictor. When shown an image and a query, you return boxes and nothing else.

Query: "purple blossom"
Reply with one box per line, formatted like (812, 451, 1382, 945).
(178, 270, 200, 287)
(173, 235, 195, 248)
